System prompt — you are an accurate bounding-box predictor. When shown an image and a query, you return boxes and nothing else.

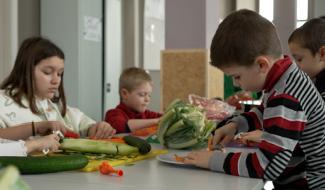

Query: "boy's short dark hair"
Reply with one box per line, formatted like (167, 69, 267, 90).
(288, 17, 325, 56)
(119, 67, 152, 93)
(210, 9, 282, 68)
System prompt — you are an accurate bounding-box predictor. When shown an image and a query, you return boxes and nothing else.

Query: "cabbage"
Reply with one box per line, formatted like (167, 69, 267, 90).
(157, 99, 216, 149)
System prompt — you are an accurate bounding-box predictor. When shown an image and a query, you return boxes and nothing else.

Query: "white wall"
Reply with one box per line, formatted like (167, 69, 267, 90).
(313, 0, 325, 17)
(18, 0, 40, 44)
(0, 0, 18, 82)
(41, 0, 104, 121)
(104, 0, 123, 112)
(236, 0, 256, 10)
(273, 0, 296, 55)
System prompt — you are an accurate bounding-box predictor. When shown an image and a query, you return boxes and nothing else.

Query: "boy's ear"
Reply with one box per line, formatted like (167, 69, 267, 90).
(319, 46, 325, 61)
(254, 56, 270, 73)
(120, 88, 129, 99)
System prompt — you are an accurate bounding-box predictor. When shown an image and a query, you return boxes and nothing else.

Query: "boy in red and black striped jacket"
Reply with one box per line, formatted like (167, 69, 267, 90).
(184, 10, 325, 189)
(105, 67, 162, 133)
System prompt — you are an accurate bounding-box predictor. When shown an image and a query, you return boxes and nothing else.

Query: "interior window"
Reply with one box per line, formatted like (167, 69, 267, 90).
(296, 0, 308, 27)
(259, 0, 274, 22)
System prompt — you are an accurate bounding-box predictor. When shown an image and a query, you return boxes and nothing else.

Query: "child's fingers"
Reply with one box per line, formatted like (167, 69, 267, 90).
(183, 157, 196, 165)
(240, 130, 262, 143)
(53, 141, 60, 149)
(95, 127, 105, 139)
(220, 135, 233, 146)
(102, 125, 115, 138)
(212, 132, 223, 146)
(52, 134, 60, 141)
(109, 128, 116, 136)
(50, 142, 60, 152)
(101, 128, 112, 139)
(186, 151, 198, 159)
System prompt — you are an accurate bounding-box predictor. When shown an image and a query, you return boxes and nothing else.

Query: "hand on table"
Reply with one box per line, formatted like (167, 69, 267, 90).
(183, 150, 215, 169)
(87, 121, 116, 139)
(212, 122, 237, 147)
(25, 134, 61, 154)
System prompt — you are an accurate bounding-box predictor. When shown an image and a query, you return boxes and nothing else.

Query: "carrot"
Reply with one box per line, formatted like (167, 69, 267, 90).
(174, 154, 185, 163)
(208, 136, 213, 151)
(90, 137, 125, 144)
(131, 125, 158, 137)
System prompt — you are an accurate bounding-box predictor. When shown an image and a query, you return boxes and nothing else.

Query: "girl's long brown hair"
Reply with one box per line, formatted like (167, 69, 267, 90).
(0, 37, 67, 116)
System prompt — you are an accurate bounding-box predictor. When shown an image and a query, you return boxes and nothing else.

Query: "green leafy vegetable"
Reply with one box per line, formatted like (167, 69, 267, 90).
(157, 99, 216, 149)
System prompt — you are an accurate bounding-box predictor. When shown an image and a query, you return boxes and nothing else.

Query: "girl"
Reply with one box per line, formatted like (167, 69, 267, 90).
(0, 37, 115, 139)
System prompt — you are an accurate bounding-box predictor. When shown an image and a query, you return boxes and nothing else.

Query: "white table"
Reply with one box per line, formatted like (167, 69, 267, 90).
(22, 148, 264, 190)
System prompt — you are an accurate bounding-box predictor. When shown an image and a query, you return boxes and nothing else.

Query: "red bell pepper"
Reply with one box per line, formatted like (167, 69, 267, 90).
(64, 131, 80, 139)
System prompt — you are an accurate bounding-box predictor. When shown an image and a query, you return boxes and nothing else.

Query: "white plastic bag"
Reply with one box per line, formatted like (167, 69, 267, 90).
(188, 94, 235, 121)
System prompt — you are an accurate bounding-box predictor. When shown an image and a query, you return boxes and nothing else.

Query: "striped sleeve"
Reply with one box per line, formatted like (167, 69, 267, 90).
(230, 105, 264, 133)
(209, 94, 306, 180)
(321, 91, 325, 102)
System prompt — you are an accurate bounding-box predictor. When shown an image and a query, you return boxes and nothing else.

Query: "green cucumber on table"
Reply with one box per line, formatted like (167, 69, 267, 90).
(123, 136, 151, 155)
(60, 138, 139, 155)
(0, 154, 88, 174)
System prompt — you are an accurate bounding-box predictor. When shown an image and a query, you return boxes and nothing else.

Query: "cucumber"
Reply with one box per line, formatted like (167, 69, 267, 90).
(0, 154, 88, 174)
(60, 138, 138, 155)
(123, 136, 151, 155)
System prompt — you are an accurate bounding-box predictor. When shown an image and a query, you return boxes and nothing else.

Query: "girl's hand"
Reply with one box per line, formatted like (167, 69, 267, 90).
(183, 150, 215, 169)
(87, 122, 116, 139)
(35, 121, 72, 136)
(25, 134, 61, 154)
(212, 122, 237, 147)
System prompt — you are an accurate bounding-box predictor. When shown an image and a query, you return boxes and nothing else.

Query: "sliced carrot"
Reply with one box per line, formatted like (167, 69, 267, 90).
(174, 154, 185, 163)
(90, 137, 125, 144)
(105, 137, 125, 143)
(208, 137, 213, 151)
(131, 125, 158, 137)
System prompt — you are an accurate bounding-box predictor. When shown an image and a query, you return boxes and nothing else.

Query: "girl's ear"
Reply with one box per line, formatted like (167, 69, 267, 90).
(255, 56, 271, 74)
(319, 46, 325, 61)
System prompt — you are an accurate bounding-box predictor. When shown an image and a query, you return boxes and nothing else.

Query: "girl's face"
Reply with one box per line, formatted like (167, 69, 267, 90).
(34, 56, 64, 100)
(121, 82, 152, 113)
(289, 42, 324, 79)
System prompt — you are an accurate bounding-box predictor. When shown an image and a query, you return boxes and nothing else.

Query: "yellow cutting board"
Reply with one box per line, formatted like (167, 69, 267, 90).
(82, 149, 168, 172)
